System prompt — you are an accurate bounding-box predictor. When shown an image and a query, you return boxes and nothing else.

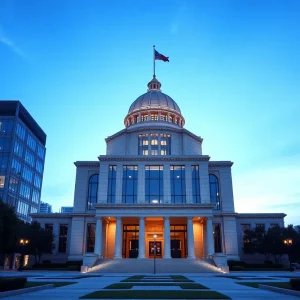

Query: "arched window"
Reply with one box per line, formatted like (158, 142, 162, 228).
(87, 174, 99, 210)
(209, 174, 220, 210)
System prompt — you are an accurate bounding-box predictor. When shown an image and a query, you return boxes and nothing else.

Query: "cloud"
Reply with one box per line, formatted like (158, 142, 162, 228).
(0, 25, 28, 58)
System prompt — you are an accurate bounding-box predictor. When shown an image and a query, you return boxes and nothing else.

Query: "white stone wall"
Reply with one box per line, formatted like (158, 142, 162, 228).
(222, 216, 239, 259)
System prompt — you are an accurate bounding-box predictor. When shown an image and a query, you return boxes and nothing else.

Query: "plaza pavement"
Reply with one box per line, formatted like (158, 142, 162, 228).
(0, 270, 299, 299)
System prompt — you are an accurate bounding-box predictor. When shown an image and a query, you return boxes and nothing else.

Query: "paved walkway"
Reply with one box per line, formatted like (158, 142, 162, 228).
(0, 270, 299, 299)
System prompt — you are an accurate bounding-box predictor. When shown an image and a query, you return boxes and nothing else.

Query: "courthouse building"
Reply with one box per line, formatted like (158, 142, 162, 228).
(31, 77, 285, 268)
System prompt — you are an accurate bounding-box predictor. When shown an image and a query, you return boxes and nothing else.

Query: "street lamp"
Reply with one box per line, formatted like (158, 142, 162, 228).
(283, 238, 293, 271)
(153, 234, 157, 274)
(18, 239, 29, 271)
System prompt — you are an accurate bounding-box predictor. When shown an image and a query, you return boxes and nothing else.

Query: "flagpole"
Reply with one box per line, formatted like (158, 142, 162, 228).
(153, 45, 155, 77)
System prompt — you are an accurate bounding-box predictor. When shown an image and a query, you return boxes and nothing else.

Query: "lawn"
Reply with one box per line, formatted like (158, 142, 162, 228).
(80, 290, 231, 299)
(104, 282, 208, 289)
(237, 282, 293, 290)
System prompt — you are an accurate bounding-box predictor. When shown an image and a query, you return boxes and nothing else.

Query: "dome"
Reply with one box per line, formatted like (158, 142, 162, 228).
(128, 91, 181, 115)
(124, 76, 185, 128)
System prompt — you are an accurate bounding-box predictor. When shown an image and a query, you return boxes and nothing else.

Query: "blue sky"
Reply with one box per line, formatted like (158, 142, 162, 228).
(1, 0, 299, 225)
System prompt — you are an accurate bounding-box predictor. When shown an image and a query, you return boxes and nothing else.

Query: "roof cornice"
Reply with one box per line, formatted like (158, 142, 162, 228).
(236, 213, 287, 218)
(209, 161, 234, 167)
(74, 161, 100, 168)
(98, 155, 210, 162)
(30, 212, 96, 218)
(94, 203, 216, 209)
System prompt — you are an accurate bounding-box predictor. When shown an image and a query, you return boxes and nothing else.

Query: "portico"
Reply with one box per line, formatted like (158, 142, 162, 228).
(93, 204, 216, 259)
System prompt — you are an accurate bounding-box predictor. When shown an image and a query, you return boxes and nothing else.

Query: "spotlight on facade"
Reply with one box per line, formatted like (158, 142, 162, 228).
(152, 200, 159, 204)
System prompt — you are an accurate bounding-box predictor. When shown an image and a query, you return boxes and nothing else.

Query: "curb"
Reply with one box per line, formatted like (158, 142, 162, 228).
(0, 284, 54, 298)
(259, 284, 300, 297)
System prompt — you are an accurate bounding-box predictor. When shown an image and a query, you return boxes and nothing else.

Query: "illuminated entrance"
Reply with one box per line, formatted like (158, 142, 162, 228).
(171, 225, 187, 258)
(122, 225, 139, 258)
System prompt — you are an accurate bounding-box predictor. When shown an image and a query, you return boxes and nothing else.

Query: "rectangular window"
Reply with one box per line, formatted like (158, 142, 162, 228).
(11, 158, 21, 175)
(22, 166, 33, 183)
(122, 166, 138, 203)
(138, 134, 149, 155)
(0, 120, 13, 133)
(0, 137, 11, 151)
(9, 177, 19, 193)
(145, 165, 163, 203)
(241, 224, 251, 235)
(30, 206, 37, 213)
(36, 160, 43, 174)
(16, 123, 26, 140)
(17, 200, 29, 216)
(191, 165, 201, 203)
(170, 166, 186, 203)
(14, 141, 23, 157)
(19, 182, 31, 200)
(0, 154, 9, 169)
(25, 150, 35, 167)
(107, 165, 116, 203)
(160, 134, 171, 155)
(37, 145, 45, 160)
(213, 223, 222, 253)
(86, 223, 96, 252)
(32, 189, 40, 203)
(256, 224, 265, 231)
(34, 174, 41, 188)
(270, 223, 279, 228)
(27, 134, 37, 151)
(58, 225, 68, 253)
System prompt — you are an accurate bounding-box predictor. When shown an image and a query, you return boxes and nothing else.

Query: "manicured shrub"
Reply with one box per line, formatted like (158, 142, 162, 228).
(227, 260, 246, 267)
(66, 260, 83, 267)
(0, 277, 27, 292)
(32, 263, 67, 268)
(42, 260, 51, 264)
(231, 266, 245, 271)
(290, 278, 300, 291)
(264, 260, 273, 264)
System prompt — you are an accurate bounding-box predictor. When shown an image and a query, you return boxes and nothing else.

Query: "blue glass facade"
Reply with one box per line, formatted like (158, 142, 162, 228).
(192, 165, 201, 203)
(107, 165, 117, 203)
(0, 101, 46, 222)
(170, 166, 186, 203)
(145, 165, 163, 203)
(122, 166, 138, 203)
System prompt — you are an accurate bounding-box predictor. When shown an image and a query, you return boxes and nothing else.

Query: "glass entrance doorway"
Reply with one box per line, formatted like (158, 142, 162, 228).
(170, 225, 187, 258)
(122, 225, 139, 258)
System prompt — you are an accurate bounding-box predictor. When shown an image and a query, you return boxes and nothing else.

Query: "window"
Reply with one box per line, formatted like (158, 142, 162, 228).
(0, 120, 13, 133)
(22, 166, 33, 183)
(36, 160, 43, 174)
(209, 174, 220, 210)
(58, 225, 68, 253)
(87, 174, 99, 210)
(170, 166, 186, 203)
(19, 182, 31, 200)
(138, 134, 171, 156)
(141, 115, 148, 121)
(24, 150, 35, 167)
(107, 166, 116, 203)
(256, 224, 265, 230)
(32, 189, 40, 203)
(145, 165, 163, 203)
(0, 154, 9, 169)
(122, 166, 138, 203)
(213, 223, 222, 253)
(37, 145, 45, 160)
(270, 224, 279, 228)
(192, 165, 201, 203)
(30, 206, 38, 213)
(241, 224, 251, 234)
(0, 137, 11, 151)
(13, 141, 23, 157)
(86, 223, 96, 252)
(16, 123, 26, 140)
(11, 159, 21, 175)
(17, 201, 29, 216)
(45, 224, 53, 233)
(161, 114, 167, 121)
(27, 134, 36, 151)
(151, 114, 158, 120)
(9, 177, 19, 193)
(33, 174, 41, 188)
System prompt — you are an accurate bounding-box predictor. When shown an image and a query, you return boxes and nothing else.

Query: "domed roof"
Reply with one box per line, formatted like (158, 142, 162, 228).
(128, 91, 181, 114)
(128, 76, 182, 115)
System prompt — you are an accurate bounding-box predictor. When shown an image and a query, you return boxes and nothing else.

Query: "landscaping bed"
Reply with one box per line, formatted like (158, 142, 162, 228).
(80, 290, 231, 299)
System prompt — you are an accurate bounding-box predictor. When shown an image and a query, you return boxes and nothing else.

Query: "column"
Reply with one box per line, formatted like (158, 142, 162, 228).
(138, 217, 145, 259)
(114, 217, 122, 258)
(94, 218, 103, 257)
(187, 217, 196, 259)
(206, 217, 214, 257)
(163, 217, 171, 259)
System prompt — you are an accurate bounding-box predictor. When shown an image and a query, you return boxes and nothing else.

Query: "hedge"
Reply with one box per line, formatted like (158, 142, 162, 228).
(0, 277, 27, 292)
(290, 278, 300, 291)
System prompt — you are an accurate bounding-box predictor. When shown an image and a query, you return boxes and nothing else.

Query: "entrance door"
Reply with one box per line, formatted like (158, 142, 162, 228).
(171, 240, 181, 258)
(129, 240, 139, 258)
(149, 241, 162, 257)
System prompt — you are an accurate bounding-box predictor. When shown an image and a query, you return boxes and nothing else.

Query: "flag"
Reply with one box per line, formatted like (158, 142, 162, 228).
(155, 50, 169, 62)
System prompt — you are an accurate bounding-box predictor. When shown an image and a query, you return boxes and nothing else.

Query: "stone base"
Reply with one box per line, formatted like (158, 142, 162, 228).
(82, 253, 99, 267)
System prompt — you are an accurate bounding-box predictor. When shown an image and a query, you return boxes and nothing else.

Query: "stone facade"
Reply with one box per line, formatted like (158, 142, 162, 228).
(31, 76, 286, 267)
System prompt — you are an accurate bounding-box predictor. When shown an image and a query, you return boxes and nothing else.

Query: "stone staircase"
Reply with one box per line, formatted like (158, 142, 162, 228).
(88, 258, 221, 273)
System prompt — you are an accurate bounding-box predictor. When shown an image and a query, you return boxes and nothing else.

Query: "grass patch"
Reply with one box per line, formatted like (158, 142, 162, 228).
(80, 290, 230, 299)
(121, 279, 194, 282)
(237, 282, 292, 290)
(170, 275, 188, 280)
(25, 282, 76, 288)
(104, 283, 207, 289)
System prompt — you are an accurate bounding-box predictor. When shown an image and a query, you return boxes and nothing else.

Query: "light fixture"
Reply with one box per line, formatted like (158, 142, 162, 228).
(152, 199, 158, 204)
(176, 176, 180, 179)
(153, 234, 157, 239)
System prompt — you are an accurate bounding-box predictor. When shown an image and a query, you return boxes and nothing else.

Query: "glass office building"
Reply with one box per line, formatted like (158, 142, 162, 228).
(0, 101, 46, 222)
